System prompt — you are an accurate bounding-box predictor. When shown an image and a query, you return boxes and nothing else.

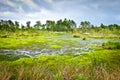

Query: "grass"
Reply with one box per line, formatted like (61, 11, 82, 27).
(0, 31, 119, 49)
(73, 33, 81, 38)
(0, 31, 74, 49)
(0, 31, 120, 80)
(102, 41, 120, 49)
(0, 49, 120, 80)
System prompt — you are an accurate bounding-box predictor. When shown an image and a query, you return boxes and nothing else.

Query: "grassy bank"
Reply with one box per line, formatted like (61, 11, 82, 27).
(0, 31, 119, 49)
(72, 32, 120, 39)
(0, 31, 71, 49)
(0, 49, 120, 80)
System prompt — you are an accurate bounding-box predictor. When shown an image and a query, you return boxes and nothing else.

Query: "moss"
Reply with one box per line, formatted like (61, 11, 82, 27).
(50, 45, 62, 49)
(0, 32, 120, 79)
(73, 34, 81, 38)
(102, 41, 120, 49)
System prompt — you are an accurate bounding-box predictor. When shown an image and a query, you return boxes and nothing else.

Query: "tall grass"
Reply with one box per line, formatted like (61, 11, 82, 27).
(0, 49, 120, 80)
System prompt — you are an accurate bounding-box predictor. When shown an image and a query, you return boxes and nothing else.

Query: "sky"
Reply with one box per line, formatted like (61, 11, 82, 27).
(0, 0, 120, 26)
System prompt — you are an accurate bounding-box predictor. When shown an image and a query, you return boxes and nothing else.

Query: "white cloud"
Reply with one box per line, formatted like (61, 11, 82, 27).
(0, 0, 16, 7)
(1, 0, 120, 26)
(6, 0, 16, 7)
(18, 6, 24, 13)
(26, 8, 70, 24)
(21, 0, 38, 8)
(44, 0, 53, 3)
(0, 8, 71, 25)
(0, 3, 87, 26)
(0, 11, 15, 16)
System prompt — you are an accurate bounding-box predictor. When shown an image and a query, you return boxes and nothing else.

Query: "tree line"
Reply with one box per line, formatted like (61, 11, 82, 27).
(0, 19, 120, 33)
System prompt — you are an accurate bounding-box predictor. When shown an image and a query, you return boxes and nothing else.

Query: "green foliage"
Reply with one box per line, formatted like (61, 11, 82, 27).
(0, 19, 77, 32)
(102, 41, 120, 49)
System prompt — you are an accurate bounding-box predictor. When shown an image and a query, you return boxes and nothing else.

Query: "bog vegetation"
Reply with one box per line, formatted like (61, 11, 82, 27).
(0, 19, 120, 80)
(0, 19, 120, 36)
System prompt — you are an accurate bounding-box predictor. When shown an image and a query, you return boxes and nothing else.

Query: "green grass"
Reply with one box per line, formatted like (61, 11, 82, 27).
(0, 31, 120, 80)
(102, 41, 120, 49)
(0, 31, 119, 49)
(0, 49, 120, 80)
(0, 32, 73, 49)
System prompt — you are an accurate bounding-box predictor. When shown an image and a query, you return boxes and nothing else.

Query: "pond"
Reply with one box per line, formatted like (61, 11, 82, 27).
(0, 34, 119, 60)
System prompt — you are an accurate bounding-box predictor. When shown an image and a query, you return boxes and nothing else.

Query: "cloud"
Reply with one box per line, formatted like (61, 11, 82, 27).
(6, 0, 16, 7)
(26, 8, 70, 24)
(0, 0, 16, 8)
(0, 11, 24, 20)
(21, 0, 38, 8)
(17, 6, 24, 13)
(44, 0, 53, 3)
(0, 0, 120, 26)
(0, 7, 70, 26)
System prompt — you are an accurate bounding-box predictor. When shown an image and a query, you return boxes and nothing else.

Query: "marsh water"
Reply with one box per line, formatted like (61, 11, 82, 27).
(0, 34, 119, 59)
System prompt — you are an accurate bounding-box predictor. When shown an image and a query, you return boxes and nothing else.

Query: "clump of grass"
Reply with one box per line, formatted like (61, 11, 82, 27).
(0, 35, 8, 38)
(102, 41, 120, 49)
(73, 33, 81, 38)
(0, 66, 12, 80)
(50, 45, 62, 49)
(0, 54, 20, 61)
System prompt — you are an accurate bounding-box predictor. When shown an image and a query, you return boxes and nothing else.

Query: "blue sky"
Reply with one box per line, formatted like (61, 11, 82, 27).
(0, 0, 120, 26)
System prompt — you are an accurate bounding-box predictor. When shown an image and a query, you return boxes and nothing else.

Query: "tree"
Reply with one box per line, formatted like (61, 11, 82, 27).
(7, 20, 15, 32)
(21, 24, 25, 30)
(15, 21, 19, 30)
(56, 19, 63, 31)
(0, 20, 3, 30)
(41, 24, 46, 31)
(62, 18, 72, 31)
(26, 21, 31, 29)
(71, 20, 76, 28)
(34, 21, 41, 30)
(45, 20, 55, 31)
(80, 21, 91, 32)
(100, 23, 105, 28)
